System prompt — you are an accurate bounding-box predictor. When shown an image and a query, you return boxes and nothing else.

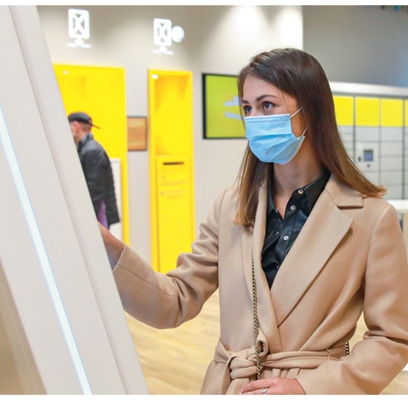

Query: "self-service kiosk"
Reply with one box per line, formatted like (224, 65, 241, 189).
(0, 6, 147, 394)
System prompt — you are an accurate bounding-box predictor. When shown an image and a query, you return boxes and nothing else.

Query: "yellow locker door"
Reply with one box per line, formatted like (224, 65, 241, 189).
(333, 95, 354, 126)
(156, 155, 192, 271)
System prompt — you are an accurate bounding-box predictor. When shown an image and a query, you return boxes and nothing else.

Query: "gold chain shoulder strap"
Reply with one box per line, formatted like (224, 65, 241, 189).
(251, 256, 262, 380)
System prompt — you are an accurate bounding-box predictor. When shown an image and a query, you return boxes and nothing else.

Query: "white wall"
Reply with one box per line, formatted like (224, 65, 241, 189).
(303, 6, 408, 87)
(37, 5, 303, 263)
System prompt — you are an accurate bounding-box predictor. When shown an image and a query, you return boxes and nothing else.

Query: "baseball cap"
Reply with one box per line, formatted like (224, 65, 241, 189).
(68, 112, 100, 129)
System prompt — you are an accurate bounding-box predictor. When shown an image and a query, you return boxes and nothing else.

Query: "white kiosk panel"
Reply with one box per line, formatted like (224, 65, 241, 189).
(0, 6, 147, 394)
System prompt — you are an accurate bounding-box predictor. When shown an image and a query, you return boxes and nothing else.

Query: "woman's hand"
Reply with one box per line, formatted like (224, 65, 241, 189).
(98, 223, 124, 269)
(241, 377, 306, 395)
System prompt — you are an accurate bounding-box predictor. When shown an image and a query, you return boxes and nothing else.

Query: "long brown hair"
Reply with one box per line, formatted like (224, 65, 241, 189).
(236, 48, 386, 227)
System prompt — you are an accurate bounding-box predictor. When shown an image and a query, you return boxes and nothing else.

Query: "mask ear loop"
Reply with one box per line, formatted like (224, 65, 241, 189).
(290, 107, 308, 139)
(289, 107, 303, 119)
(299, 125, 308, 138)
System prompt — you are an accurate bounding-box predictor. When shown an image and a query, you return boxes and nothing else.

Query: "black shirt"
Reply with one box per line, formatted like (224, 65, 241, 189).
(262, 169, 331, 287)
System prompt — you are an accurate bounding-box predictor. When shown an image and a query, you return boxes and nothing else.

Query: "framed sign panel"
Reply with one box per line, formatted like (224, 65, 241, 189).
(202, 73, 245, 139)
(127, 116, 147, 151)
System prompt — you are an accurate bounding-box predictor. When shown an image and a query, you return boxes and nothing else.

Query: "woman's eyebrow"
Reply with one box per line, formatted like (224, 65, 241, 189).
(256, 94, 278, 101)
(241, 94, 279, 103)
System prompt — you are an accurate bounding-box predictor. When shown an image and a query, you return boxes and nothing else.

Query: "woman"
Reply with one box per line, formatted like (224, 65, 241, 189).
(101, 48, 408, 394)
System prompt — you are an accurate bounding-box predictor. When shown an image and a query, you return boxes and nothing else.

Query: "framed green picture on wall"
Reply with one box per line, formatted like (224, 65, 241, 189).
(202, 73, 245, 139)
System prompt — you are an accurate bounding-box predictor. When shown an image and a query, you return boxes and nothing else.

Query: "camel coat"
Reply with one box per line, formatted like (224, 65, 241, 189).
(113, 174, 408, 394)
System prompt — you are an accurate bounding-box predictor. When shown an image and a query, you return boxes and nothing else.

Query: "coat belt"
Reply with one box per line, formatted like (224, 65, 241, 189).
(213, 338, 346, 393)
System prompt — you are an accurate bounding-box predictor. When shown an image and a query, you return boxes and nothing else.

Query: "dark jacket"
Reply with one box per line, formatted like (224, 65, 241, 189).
(77, 133, 120, 227)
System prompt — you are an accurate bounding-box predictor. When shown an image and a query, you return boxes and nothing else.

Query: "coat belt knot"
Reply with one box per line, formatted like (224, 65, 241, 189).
(213, 338, 346, 394)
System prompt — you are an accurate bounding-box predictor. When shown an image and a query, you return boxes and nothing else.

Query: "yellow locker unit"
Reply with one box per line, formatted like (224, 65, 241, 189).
(148, 70, 195, 273)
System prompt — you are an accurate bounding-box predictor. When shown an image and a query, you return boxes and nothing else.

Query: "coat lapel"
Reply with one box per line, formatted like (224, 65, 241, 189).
(241, 182, 267, 300)
(242, 182, 282, 349)
(271, 175, 362, 326)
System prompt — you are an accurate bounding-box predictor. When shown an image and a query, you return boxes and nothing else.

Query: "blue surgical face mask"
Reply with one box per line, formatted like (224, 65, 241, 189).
(245, 108, 307, 164)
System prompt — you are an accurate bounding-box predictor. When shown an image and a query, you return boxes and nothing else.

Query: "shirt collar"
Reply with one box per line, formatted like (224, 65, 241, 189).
(77, 132, 93, 149)
(268, 168, 331, 213)
(303, 168, 331, 210)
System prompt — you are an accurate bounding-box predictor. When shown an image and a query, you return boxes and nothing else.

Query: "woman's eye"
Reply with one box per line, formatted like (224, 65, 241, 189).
(263, 101, 274, 110)
(242, 105, 251, 115)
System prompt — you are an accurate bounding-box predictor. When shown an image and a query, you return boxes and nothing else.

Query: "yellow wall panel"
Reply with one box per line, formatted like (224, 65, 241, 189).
(356, 97, 380, 126)
(53, 64, 129, 244)
(149, 70, 195, 274)
(333, 96, 354, 126)
(381, 98, 403, 127)
(153, 73, 192, 155)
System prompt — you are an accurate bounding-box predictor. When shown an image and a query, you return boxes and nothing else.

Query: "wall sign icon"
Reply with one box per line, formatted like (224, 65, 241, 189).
(153, 18, 184, 55)
(67, 8, 92, 48)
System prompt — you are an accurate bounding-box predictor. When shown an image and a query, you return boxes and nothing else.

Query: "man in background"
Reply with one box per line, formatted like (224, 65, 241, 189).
(68, 112, 120, 229)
